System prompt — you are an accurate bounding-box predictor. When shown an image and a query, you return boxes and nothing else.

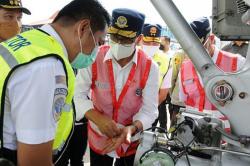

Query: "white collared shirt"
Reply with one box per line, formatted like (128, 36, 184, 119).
(3, 25, 68, 150)
(40, 24, 68, 58)
(74, 48, 159, 130)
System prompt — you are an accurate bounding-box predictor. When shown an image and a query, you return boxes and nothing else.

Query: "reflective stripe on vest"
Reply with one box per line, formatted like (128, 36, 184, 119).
(181, 60, 206, 112)
(216, 51, 237, 72)
(0, 29, 75, 163)
(90, 46, 152, 157)
(153, 52, 170, 88)
(0, 45, 18, 67)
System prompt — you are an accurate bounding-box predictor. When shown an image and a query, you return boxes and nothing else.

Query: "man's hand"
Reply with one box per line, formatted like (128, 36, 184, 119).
(102, 125, 136, 154)
(85, 109, 121, 138)
(96, 114, 122, 138)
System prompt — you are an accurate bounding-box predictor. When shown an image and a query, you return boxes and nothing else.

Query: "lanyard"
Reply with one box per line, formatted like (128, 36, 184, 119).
(106, 55, 140, 122)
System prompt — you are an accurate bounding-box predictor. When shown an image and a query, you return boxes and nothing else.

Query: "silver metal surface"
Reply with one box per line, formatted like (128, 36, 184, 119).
(150, 0, 222, 81)
(151, 0, 250, 138)
(212, 81, 234, 103)
(134, 0, 250, 165)
(192, 146, 250, 157)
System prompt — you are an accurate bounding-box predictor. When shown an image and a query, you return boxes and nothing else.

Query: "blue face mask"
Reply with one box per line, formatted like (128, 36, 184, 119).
(71, 26, 98, 69)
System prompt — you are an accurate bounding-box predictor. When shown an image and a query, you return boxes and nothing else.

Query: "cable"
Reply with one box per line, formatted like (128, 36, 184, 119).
(171, 122, 195, 166)
(186, 136, 196, 147)
(176, 138, 192, 166)
(173, 140, 191, 166)
(215, 126, 239, 141)
(145, 126, 168, 133)
(191, 146, 250, 157)
(139, 124, 195, 165)
(185, 151, 191, 166)
(123, 126, 165, 165)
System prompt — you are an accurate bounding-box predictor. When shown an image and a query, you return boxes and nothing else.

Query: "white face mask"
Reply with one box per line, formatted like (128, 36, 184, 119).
(142, 45, 159, 58)
(109, 40, 135, 60)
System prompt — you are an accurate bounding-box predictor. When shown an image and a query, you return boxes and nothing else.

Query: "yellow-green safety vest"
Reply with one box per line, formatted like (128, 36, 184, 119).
(169, 50, 186, 106)
(153, 51, 171, 88)
(0, 29, 75, 163)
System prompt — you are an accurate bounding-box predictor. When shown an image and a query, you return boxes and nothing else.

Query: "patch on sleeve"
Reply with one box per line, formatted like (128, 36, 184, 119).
(53, 88, 68, 121)
(174, 57, 181, 65)
(55, 75, 66, 85)
(55, 88, 68, 96)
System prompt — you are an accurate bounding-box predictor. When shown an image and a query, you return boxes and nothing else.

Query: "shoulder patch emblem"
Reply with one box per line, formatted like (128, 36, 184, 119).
(52, 88, 68, 121)
(174, 57, 181, 65)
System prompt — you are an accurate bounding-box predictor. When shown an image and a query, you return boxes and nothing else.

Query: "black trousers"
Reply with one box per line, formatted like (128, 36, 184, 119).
(166, 94, 174, 120)
(0, 148, 16, 166)
(166, 94, 184, 121)
(90, 149, 135, 166)
(152, 98, 167, 129)
(169, 104, 185, 127)
(55, 118, 88, 166)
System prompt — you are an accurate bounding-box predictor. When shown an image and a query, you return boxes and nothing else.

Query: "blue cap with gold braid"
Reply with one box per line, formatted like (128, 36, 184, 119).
(0, 0, 31, 15)
(142, 24, 162, 43)
(108, 8, 145, 39)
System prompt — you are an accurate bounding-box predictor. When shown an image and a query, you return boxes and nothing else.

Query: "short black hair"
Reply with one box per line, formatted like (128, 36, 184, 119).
(53, 0, 110, 32)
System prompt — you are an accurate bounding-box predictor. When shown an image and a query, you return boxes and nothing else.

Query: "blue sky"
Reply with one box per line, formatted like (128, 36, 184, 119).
(22, 0, 212, 25)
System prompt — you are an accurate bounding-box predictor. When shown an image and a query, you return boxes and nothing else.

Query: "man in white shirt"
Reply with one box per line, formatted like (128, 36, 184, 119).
(74, 8, 159, 166)
(0, 1, 30, 165)
(0, 0, 110, 166)
(160, 36, 175, 59)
